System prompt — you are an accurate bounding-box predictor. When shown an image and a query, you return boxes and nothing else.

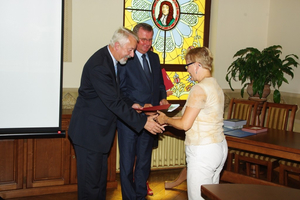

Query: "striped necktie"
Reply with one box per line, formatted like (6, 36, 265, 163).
(142, 54, 151, 82)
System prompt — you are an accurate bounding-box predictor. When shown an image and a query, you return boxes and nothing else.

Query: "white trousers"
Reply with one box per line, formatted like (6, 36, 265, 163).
(185, 139, 228, 200)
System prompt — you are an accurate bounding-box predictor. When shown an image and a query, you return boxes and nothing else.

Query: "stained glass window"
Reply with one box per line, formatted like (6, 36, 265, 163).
(124, 0, 211, 100)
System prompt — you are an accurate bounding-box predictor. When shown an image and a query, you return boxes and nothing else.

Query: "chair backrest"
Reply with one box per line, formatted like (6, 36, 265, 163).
(227, 98, 259, 126)
(260, 102, 298, 131)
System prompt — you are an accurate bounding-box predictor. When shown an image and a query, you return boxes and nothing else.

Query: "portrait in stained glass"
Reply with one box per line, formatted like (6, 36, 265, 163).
(124, 0, 210, 100)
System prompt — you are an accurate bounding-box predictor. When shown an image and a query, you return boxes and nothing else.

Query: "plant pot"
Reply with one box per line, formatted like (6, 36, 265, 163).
(247, 83, 270, 99)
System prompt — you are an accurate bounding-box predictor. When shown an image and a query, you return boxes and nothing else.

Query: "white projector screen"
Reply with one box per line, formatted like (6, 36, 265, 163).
(0, 0, 64, 138)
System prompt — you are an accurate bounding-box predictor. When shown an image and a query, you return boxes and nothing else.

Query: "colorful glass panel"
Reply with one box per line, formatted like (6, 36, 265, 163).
(166, 71, 196, 100)
(124, 0, 207, 65)
(124, 0, 209, 100)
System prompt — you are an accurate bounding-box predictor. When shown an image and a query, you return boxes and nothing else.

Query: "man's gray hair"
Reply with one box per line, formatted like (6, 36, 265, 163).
(110, 27, 138, 47)
(133, 23, 153, 34)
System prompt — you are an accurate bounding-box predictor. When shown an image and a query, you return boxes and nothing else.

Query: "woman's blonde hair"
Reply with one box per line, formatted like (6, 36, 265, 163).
(185, 47, 213, 71)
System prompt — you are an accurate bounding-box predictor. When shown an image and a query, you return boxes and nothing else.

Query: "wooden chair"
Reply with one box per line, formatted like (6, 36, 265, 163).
(260, 102, 298, 132)
(227, 98, 258, 126)
(279, 160, 300, 187)
(260, 102, 299, 186)
(225, 98, 259, 171)
(234, 102, 298, 182)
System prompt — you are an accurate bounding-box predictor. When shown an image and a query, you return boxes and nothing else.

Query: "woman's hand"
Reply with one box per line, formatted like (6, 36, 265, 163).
(156, 110, 169, 125)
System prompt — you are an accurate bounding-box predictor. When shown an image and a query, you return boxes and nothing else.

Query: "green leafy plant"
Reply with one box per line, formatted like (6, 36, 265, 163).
(225, 45, 298, 103)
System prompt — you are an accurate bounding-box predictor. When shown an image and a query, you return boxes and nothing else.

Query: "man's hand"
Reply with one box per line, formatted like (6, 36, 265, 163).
(160, 99, 169, 105)
(167, 91, 173, 97)
(143, 103, 153, 108)
(144, 114, 165, 135)
(132, 103, 142, 113)
(144, 103, 156, 116)
(132, 103, 142, 109)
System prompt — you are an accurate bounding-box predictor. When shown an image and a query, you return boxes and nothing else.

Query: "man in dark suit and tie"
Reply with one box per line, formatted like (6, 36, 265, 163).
(117, 23, 169, 200)
(68, 27, 165, 200)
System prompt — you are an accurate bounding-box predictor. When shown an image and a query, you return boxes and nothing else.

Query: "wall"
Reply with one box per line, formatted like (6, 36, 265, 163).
(267, 0, 300, 94)
(62, 0, 299, 129)
(63, 0, 300, 94)
(211, 0, 270, 89)
(63, 0, 124, 88)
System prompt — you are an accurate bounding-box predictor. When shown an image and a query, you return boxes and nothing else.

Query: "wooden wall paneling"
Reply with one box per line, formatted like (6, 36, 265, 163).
(0, 139, 23, 191)
(61, 110, 77, 184)
(61, 118, 71, 184)
(26, 137, 68, 188)
(69, 145, 77, 184)
(0, 110, 117, 199)
(62, 110, 117, 187)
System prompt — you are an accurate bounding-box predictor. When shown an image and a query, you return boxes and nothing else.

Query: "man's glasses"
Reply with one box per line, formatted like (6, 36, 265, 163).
(139, 38, 153, 43)
(185, 62, 195, 70)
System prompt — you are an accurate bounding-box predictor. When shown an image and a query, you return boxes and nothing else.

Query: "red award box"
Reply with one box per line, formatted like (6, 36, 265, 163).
(161, 68, 174, 90)
(242, 126, 268, 134)
(134, 104, 171, 112)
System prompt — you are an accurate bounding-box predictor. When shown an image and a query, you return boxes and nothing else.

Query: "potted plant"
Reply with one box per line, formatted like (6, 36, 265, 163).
(225, 45, 298, 103)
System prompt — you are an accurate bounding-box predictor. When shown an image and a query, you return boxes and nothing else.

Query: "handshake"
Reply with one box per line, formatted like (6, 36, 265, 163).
(132, 103, 170, 135)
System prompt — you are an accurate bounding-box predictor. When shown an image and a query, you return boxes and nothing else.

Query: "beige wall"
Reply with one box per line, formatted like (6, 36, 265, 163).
(63, 0, 124, 88)
(63, 0, 300, 95)
(267, 0, 300, 94)
(61, 0, 300, 132)
(211, 0, 270, 89)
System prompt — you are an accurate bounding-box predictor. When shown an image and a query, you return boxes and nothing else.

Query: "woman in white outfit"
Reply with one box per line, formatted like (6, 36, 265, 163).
(156, 47, 228, 200)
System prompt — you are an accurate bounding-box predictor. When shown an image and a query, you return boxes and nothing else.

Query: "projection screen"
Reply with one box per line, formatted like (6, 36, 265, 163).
(0, 0, 64, 138)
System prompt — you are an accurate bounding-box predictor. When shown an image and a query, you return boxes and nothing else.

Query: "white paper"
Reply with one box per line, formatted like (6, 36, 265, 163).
(167, 104, 180, 112)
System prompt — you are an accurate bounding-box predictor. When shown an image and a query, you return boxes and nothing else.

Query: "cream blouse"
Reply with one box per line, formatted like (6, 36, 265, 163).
(182, 77, 225, 146)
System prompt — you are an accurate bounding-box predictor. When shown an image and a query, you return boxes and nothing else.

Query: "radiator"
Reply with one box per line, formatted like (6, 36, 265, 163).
(116, 135, 186, 171)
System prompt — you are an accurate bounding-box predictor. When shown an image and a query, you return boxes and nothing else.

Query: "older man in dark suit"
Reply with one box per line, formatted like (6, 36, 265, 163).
(68, 27, 164, 200)
(117, 23, 168, 200)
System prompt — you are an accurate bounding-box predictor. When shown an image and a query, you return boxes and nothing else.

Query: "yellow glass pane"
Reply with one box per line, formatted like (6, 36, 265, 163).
(166, 71, 196, 100)
(124, 0, 208, 65)
(124, 0, 133, 8)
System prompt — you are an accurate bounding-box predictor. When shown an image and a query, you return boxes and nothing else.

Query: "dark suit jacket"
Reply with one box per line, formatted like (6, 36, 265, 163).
(117, 50, 166, 149)
(118, 50, 166, 108)
(68, 46, 147, 153)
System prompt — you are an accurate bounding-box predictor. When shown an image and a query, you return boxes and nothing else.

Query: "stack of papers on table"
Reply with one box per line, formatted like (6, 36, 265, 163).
(223, 125, 244, 129)
(223, 119, 247, 128)
(242, 126, 268, 134)
(224, 129, 256, 138)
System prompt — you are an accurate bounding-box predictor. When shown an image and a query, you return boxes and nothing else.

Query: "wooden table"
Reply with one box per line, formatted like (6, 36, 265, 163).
(201, 184, 300, 200)
(165, 128, 300, 188)
(226, 128, 300, 162)
(221, 128, 300, 184)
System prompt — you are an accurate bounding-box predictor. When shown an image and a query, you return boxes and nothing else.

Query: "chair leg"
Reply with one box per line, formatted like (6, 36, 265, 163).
(285, 171, 289, 186)
(279, 165, 285, 185)
(255, 165, 260, 179)
(246, 163, 251, 176)
(226, 151, 233, 171)
(266, 162, 273, 182)
(234, 155, 240, 174)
